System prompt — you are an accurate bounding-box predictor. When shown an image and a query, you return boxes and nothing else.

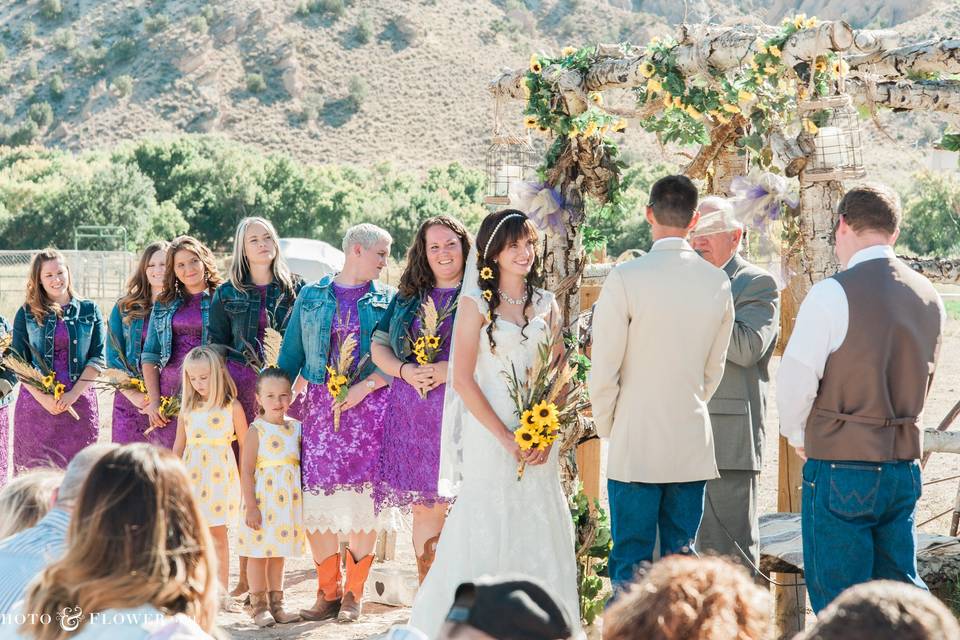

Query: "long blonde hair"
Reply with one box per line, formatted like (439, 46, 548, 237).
(25, 249, 78, 323)
(229, 217, 296, 297)
(0, 468, 63, 539)
(117, 241, 170, 321)
(180, 346, 236, 414)
(21, 445, 219, 640)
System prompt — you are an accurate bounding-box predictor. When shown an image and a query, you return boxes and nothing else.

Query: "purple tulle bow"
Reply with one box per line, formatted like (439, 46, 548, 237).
(508, 181, 570, 236)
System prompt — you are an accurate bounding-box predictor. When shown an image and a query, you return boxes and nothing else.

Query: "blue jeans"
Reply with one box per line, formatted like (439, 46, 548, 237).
(607, 479, 707, 595)
(802, 458, 926, 613)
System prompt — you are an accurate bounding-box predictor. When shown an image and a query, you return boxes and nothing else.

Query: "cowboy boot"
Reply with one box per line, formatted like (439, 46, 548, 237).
(248, 591, 276, 628)
(338, 551, 374, 623)
(300, 553, 342, 621)
(416, 534, 440, 584)
(268, 590, 301, 624)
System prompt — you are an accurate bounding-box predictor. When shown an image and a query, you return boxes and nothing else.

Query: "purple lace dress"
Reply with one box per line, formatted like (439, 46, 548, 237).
(0, 405, 8, 487)
(111, 320, 154, 445)
(13, 320, 99, 470)
(153, 293, 204, 449)
(375, 287, 458, 512)
(301, 282, 396, 534)
(226, 285, 267, 425)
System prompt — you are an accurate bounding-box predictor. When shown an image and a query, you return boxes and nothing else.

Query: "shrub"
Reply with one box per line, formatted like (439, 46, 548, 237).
(22, 22, 37, 46)
(49, 74, 65, 99)
(0, 44, 5, 64)
(144, 14, 170, 34)
(40, 0, 63, 19)
(347, 75, 367, 110)
(110, 37, 138, 65)
(354, 13, 373, 44)
(901, 170, 960, 256)
(187, 15, 208, 35)
(28, 102, 54, 129)
(245, 73, 266, 93)
(112, 74, 134, 98)
(311, 0, 345, 18)
(6, 120, 39, 147)
(24, 61, 39, 81)
(74, 46, 108, 76)
(52, 28, 77, 51)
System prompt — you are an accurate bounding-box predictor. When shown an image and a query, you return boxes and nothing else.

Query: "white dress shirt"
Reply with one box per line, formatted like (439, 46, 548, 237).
(777, 244, 947, 448)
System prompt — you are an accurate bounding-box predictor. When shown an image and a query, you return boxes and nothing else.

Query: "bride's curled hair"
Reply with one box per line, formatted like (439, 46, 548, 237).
(475, 209, 543, 352)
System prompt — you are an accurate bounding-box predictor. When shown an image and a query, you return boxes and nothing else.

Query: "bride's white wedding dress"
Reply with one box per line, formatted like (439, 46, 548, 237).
(408, 289, 583, 638)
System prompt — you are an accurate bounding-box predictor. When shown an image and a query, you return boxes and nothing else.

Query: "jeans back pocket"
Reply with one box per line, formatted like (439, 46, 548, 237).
(828, 463, 882, 519)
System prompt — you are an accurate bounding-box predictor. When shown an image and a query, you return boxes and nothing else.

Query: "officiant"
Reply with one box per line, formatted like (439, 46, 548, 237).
(690, 196, 780, 574)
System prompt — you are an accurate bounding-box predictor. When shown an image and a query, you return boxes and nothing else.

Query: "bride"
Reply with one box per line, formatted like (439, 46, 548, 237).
(408, 209, 583, 638)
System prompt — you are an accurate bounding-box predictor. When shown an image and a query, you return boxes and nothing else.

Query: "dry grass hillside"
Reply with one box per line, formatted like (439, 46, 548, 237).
(0, 0, 956, 186)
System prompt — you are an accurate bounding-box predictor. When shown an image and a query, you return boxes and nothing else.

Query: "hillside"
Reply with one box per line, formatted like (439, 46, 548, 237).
(0, 0, 956, 186)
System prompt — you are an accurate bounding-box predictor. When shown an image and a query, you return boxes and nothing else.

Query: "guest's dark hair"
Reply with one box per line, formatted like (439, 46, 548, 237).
(475, 210, 542, 352)
(837, 182, 901, 235)
(799, 580, 960, 640)
(398, 216, 471, 298)
(648, 175, 699, 228)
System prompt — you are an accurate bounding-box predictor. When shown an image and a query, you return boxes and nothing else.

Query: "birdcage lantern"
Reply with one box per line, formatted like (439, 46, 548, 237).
(796, 56, 866, 182)
(484, 133, 536, 207)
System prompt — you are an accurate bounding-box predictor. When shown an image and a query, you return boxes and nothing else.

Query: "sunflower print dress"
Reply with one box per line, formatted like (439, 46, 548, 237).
(237, 417, 305, 559)
(182, 405, 241, 527)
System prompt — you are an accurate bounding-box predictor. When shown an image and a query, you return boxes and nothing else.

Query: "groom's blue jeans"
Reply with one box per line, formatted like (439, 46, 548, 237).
(802, 458, 927, 613)
(607, 479, 707, 595)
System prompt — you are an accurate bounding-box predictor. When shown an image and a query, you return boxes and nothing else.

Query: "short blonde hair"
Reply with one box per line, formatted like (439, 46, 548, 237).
(604, 555, 771, 640)
(342, 223, 392, 252)
(0, 468, 64, 539)
(180, 346, 237, 414)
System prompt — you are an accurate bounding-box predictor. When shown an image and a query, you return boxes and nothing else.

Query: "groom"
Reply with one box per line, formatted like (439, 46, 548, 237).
(589, 175, 734, 595)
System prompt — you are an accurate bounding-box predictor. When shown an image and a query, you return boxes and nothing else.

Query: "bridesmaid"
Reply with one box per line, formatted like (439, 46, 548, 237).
(371, 216, 468, 583)
(209, 216, 304, 424)
(107, 241, 169, 445)
(0, 315, 17, 487)
(277, 223, 396, 623)
(11, 249, 105, 470)
(208, 216, 302, 601)
(141, 236, 222, 449)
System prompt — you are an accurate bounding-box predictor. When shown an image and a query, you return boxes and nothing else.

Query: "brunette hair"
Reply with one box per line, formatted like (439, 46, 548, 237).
(837, 183, 902, 235)
(604, 555, 771, 640)
(157, 236, 223, 306)
(474, 210, 542, 352)
(398, 216, 471, 298)
(180, 346, 237, 414)
(117, 241, 170, 321)
(228, 217, 297, 298)
(21, 444, 219, 640)
(25, 249, 78, 323)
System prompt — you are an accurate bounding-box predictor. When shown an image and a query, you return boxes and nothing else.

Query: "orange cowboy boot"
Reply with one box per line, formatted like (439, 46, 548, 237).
(299, 553, 341, 621)
(338, 550, 375, 622)
(416, 534, 440, 584)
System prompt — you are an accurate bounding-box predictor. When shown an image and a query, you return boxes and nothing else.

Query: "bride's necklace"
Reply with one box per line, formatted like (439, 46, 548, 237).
(498, 288, 529, 306)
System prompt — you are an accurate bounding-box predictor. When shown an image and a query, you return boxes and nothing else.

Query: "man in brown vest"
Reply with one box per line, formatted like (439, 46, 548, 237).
(777, 183, 946, 613)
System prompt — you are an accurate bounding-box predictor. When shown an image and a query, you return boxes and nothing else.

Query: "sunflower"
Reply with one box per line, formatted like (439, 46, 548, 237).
(211, 467, 224, 484)
(521, 409, 537, 428)
(738, 89, 756, 104)
(750, 59, 760, 71)
(327, 380, 341, 397)
(757, 43, 767, 55)
(514, 425, 540, 451)
(211, 500, 226, 518)
(832, 59, 849, 77)
(292, 488, 301, 503)
(416, 353, 429, 365)
(532, 400, 558, 428)
(529, 54, 542, 74)
(427, 335, 441, 349)
(41, 373, 54, 388)
(561, 46, 577, 56)
(769, 44, 781, 58)
(277, 526, 292, 541)
(803, 119, 819, 134)
(764, 64, 777, 75)
(672, 96, 682, 109)
(613, 119, 627, 132)
(685, 105, 701, 120)
(523, 83, 531, 98)
(583, 121, 598, 137)
(722, 103, 741, 114)
(208, 413, 223, 428)
(523, 115, 539, 129)
(804, 16, 818, 28)
(266, 436, 284, 453)
(640, 61, 656, 78)
(53, 383, 65, 399)
(482, 289, 493, 302)
(479, 266, 494, 280)
(645, 78, 662, 96)
(814, 57, 827, 72)
(537, 125, 550, 134)
(567, 124, 579, 138)
(793, 14, 806, 29)
(588, 92, 603, 106)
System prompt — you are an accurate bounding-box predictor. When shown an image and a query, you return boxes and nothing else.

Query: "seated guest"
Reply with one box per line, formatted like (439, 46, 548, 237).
(16, 444, 217, 640)
(436, 576, 573, 640)
(797, 580, 960, 640)
(604, 555, 770, 640)
(0, 469, 63, 540)
(0, 445, 114, 613)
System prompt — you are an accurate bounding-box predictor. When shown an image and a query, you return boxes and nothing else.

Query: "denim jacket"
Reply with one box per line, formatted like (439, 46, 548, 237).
(277, 275, 395, 384)
(0, 315, 16, 407)
(372, 292, 425, 360)
(141, 291, 213, 369)
(208, 276, 305, 363)
(106, 303, 149, 374)
(11, 299, 106, 384)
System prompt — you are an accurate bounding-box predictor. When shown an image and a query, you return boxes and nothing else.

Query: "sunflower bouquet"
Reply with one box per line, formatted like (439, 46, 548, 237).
(143, 394, 181, 436)
(2, 347, 79, 420)
(502, 326, 581, 481)
(407, 295, 457, 399)
(326, 333, 368, 432)
(91, 330, 149, 396)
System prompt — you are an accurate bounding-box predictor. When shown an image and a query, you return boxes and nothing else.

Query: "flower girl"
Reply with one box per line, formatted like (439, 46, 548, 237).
(173, 346, 248, 608)
(237, 367, 305, 627)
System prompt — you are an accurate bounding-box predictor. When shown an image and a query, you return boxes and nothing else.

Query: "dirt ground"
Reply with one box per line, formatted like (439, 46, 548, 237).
(6, 314, 958, 639)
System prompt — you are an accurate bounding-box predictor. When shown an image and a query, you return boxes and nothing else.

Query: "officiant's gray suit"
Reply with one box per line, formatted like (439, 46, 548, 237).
(696, 253, 779, 572)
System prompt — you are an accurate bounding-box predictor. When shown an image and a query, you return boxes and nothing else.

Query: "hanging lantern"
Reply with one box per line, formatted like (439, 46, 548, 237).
(796, 54, 866, 182)
(484, 96, 536, 207)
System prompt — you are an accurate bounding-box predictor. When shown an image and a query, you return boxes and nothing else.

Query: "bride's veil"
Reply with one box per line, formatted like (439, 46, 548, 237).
(436, 242, 481, 498)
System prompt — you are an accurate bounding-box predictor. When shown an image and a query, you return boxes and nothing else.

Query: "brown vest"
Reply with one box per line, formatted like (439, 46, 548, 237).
(804, 256, 942, 461)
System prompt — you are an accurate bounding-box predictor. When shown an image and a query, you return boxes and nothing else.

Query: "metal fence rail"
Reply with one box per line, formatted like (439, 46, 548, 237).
(0, 250, 135, 320)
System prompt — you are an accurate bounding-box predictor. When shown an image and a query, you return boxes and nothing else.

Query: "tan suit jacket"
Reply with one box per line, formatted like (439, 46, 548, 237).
(589, 237, 734, 483)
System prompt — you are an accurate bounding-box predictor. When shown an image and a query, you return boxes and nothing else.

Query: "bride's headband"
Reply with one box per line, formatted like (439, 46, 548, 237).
(482, 213, 526, 261)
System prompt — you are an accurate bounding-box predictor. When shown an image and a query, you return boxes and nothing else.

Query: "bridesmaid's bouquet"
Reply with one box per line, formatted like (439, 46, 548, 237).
(235, 327, 283, 372)
(143, 394, 181, 436)
(407, 296, 457, 399)
(502, 328, 581, 481)
(3, 347, 79, 420)
(326, 333, 368, 432)
(94, 330, 148, 395)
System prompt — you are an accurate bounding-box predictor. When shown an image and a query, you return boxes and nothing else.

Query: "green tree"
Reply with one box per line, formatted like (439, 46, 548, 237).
(40, 0, 63, 19)
(901, 170, 960, 256)
(28, 102, 54, 129)
(584, 162, 673, 257)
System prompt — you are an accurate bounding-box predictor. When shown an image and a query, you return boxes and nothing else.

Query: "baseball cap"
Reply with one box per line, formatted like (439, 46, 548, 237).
(444, 575, 573, 640)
